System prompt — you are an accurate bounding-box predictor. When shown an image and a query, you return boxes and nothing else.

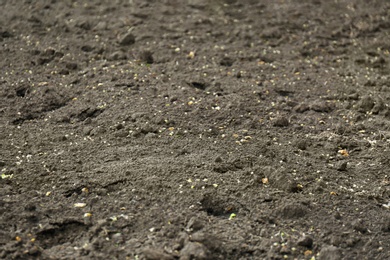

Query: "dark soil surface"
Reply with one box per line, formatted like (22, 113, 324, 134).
(1, 0, 390, 259)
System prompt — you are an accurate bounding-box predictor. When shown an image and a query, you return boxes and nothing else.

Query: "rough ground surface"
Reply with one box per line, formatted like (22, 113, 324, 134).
(1, 0, 390, 259)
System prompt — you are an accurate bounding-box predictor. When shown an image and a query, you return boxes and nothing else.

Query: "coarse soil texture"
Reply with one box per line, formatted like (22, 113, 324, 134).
(1, 0, 390, 259)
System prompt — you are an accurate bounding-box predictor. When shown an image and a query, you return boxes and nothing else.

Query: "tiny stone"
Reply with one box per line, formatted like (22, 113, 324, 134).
(74, 203, 87, 208)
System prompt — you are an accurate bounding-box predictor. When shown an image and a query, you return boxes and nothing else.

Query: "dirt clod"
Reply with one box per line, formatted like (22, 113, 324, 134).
(180, 242, 209, 260)
(318, 245, 342, 260)
(143, 248, 174, 260)
(273, 116, 289, 127)
(276, 203, 309, 219)
(336, 161, 348, 171)
(297, 236, 314, 248)
(358, 96, 375, 113)
(352, 219, 368, 233)
(119, 32, 136, 46)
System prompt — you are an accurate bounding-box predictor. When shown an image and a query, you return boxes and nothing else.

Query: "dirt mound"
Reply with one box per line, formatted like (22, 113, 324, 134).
(1, 0, 390, 259)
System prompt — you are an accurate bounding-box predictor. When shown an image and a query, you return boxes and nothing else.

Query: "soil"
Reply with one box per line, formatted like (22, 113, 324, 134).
(1, 0, 390, 259)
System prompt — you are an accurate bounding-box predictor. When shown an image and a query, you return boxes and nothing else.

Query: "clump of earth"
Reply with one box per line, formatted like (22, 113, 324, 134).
(1, 0, 390, 259)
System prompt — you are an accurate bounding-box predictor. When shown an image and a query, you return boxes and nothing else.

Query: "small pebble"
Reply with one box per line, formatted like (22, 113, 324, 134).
(74, 203, 87, 208)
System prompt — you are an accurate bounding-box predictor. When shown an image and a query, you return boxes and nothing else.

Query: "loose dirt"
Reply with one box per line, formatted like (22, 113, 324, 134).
(1, 0, 390, 259)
